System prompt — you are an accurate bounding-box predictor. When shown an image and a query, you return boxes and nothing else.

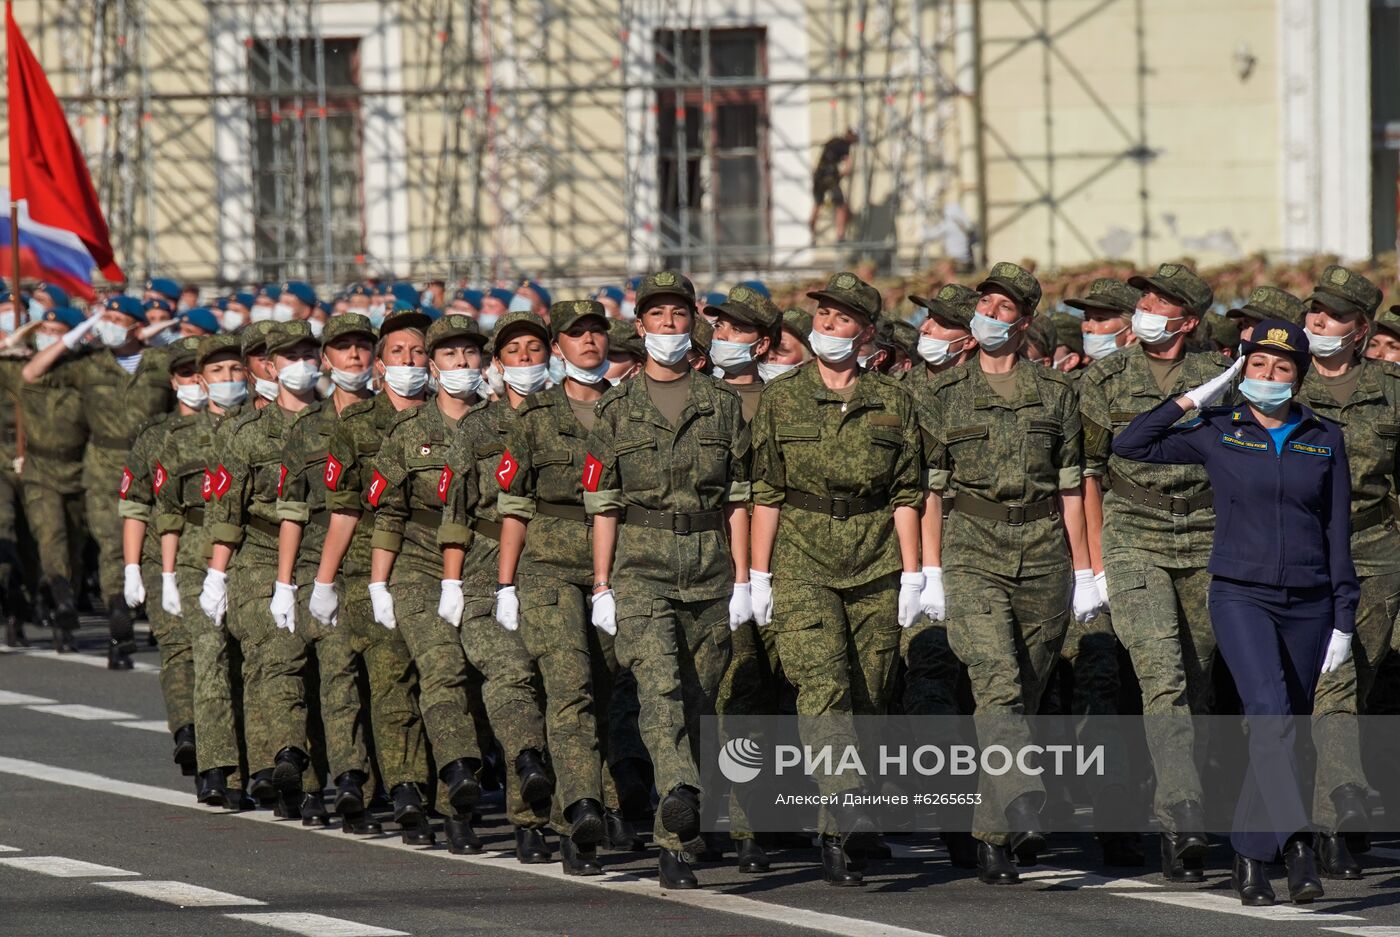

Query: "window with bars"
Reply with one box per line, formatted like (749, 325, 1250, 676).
(248, 38, 365, 283)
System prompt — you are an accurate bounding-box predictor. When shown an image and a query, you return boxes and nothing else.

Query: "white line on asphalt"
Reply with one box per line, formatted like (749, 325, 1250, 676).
(95, 880, 266, 907)
(1017, 867, 1159, 889)
(1323, 928, 1400, 937)
(0, 845, 19, 852)
(114, 720, 171, 733)
(0, 645, 160, 673)
(223, 913, 408, 936)
(25, 703, 139, 721)
(1121, 891, 1363, 921)
(0, 690, 56, 705)
(0, 755, 947, 937)
(0, 856, 138, 878)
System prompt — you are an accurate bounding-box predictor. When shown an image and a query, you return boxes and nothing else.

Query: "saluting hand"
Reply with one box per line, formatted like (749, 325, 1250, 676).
(1182, 355, 1245, 410)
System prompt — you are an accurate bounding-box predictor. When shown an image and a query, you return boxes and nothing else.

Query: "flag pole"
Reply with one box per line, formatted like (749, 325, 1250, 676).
(5, 1, 22, 321)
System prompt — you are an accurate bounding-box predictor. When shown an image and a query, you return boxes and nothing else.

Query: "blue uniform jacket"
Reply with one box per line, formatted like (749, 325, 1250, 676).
(1113, 398, 1359, 633)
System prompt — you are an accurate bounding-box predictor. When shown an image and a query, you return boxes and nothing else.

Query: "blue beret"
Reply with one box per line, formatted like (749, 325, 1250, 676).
(422, 305, 443, 321)
(281, 281, 317, 307)
(487, 288, 514, 306)
(737, 279, 770, 299)
(521, 280, 550, 307)
(318, 300, 335, 316)
(43, 306, 86, 329)
(454, 289, 484, 310)
(392, 298, 417, 313)
(34, 283, 68, 307)
(346, 283, 372, 297)
(180, 307, 220, 334)
(144, 298, 174, 315)
(626, 276, 642, 291)
(258, 283, 281, 301)
(144, 277, 180, 301)
(214, 297, 228, 311)
(230, 292, 256, 309)
(106, 295, 147, 323)
(390, 283, 420, 307)
(596, 286, 624, 305)
(703, 291, 727, 307)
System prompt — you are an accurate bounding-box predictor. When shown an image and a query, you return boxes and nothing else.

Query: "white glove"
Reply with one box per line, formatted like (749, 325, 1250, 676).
(728, 582, 752, 631)
(61, 312, 101, 350)
(591, 588, 616, 636)
(160, 572, 181, 616)
(1094, 571, 1110, 608)
(270, 581, 297, 633)
(1183, 355, 1245, 410)
(369, 581, 397, 630)
(750, 569, 774, 627)
(199, 568, 228, 627)
(309, 580, 339, 627)
(1321, 629, 1353, 675)
(123, 563, 145, 609)
(920, 565, 945, 621)
(495, 585, 519, 632)
(1072, 569, 1102, 623)
(438, 579, 464, 628)
(898, 570, 925, 628)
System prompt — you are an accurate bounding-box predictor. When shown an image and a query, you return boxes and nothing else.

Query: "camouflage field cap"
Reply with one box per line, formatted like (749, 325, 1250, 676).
(1024, 315, 1056, 358)
(321, 312, 377, 346)
(1373, 306, 1400, 340)
(910, 283, 978, 329)
(607, 318, 645, 359)
(166, 335, 203, 371)
(1202, 311, 1241, 348)
(635, 270, 697, 313)
(1128, 262, 1212, 315)
(1230, 285, 1306, 325)
(1311, 265, 1383, 320)
(240, 319, 278, 357)
(264, 320, 319, 356)
(197, 332, 244, 369)
(807, 271, 882, 322)
(691, 316, 714, 355)
(1050, 311, 1084, 356)
(378, 306, 432, 338)
(976, 261, 1042, 315)
(885, 319, 919, 357)
(549, 299, 609, 338)
(780, 308, 813, 351)
(487, 310, 550, 356)
(714, 283, 783, 334)
(426, 313, 486, 354)
(1065, 277, 1141, 316)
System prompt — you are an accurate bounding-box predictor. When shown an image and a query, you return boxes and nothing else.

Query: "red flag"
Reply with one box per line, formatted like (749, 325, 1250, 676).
(6, 3, 123, 282)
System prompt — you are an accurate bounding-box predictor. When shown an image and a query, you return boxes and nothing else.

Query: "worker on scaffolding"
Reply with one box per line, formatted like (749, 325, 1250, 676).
(809, 127, 859, 243)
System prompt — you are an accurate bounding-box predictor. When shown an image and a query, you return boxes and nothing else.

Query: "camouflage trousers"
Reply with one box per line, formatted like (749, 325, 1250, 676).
(614, 590, 731, 850)
(1103, 556, 1215, 830)
(1312, 568, 1400, 830)
(946, 564, 1069, 846)
(771, 571, 902, 835)
(719, 620, 783, 841)
(180, 557, 244, 779)
(0, 464, 20, 602)
(141, 559, 193, 733)
(22, 482, 85, 585)
(1055, 609, 1131, 804)
(227, 550, 304, 777)
(81, 446, 126, 598)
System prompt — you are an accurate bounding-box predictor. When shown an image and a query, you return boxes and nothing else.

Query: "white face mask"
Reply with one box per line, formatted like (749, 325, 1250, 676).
(1131, 310, 1178, 346)
(917, 334, 969, 366)
(175, 382, 208, 409)
(643, 331, 691, 365)
(1305, 328, 1353, 358)
(251, 304, 274, 323)
(27, 298, 45, 319)
(757, 361, 798, 382)
(808, 329, 856, 364)
(271, 302, 296, 323)
(563, 357, 610, 384)
(207, 380, 248, 408)
(33, 332, 59, 353)
(477, 311, 500, 332)
(619, 300, 637, 321)
(970, 313, 1015, 352)
(709, 337, 756, 370)
(330, 367, 373, 393)
(382, 365, 429, 397)
(308, 318, 325, 338)
(436, 367, 483, 399)
(1083, 327, 1128, 360)
(502, 363, 549, 395)
(508, 294, 533, 313)
(547, 355, 567, 385)
(367, 303, 387, 327)
(253, 376, 279, 401)
(0, 312, 15, 334)
(96, 319, 133, 348)
(221, 310, 247, 332)
(278, 360, 320, 393)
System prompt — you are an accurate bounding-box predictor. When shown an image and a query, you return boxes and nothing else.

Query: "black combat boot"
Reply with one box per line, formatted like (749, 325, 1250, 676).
(565, 798, 605, 848)
(658, 848, 698, 889)
(48, 576, 78, 652)
(820, 834, 864, 886)
(1283, 835, 1324, 904)
(603, 807, 644, 852)
(106, 595, 136, 670)
(735, 837, 771, 873)
(172, 724, 196, 776)
(4, 613, 26, 648)
(443, 814, 482, 854)
(560, 836, 603, 876)
(1331, 784, 1370, 833)
(976, 840, 1019, 885)
(390, 783, 434, 845)
(196, 767, 232, 808)
(248, 769, 277, 805)
(438, 757, 482, 814)
(514, 748, 553, 805)
(1232, 853, 1275, 906)
(272, 746, 309, 793)
(658, 786, 701, 843)
(1316, 831, 1362, 879)
(515, 826, 551, 864)
(942, 831, 978, 869)
(300, 792, 330, 827)
(1004, 792, 1046, 858)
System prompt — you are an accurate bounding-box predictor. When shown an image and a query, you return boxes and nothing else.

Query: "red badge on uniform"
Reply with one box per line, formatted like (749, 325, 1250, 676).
(582, 454, 603, 493)
(495, 449, 518, 490)
(153, 461, 167, 495)
(277, 464, 288, 497)
(437, 465, 453, 503)
(211, 464, 232, 500)
(118, 467, 134, 499)
(367, 469, 388, 507)
(324, 453, 343, 491)
(201, 469, 213, 502)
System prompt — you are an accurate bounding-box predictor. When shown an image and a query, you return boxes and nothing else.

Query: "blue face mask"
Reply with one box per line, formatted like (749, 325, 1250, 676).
(547, 355, 566, 385)
(477, 311, 499, 332)
(508, 294, 533, 313)
(970, 312, 1015, 351)
(1239, 377, 1293, 412)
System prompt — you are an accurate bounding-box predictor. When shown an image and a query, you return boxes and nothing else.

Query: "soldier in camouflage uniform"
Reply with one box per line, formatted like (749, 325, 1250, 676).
(922, 262, 1096, 885)
(312, 308, 433, 843)
(584, 270, 751, 890)
(200, 321, 322, 819)
(1294, 266, 1400, 878)
(0, 292, 24, 644)
(25, 295, 171, 668)
(440, 310, 553, 864)
(369, 313, 487, 851)
(1227, 282, 1308, 346)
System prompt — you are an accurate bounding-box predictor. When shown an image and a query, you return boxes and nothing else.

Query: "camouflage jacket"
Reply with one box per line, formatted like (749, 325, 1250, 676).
(369, 397, 465, 582)
(441, 397, 518, 595)
(0, 356, 88, 492)
(276, 398, 362, 582)
(923, 357, 1082, 576)
(583, 371, 749, 603)
(207, 402, 313, 559)
(325, 392, 419, 579)
(154, 409, 232, 570)
(1298, 359, 1400, 576)
(751, 362, 921, 588)
(117, 412, 173, 565)
(48, 346, 171, 454)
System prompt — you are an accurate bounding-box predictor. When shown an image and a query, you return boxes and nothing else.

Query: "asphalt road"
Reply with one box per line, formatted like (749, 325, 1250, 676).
(5, 620, 1400, 937)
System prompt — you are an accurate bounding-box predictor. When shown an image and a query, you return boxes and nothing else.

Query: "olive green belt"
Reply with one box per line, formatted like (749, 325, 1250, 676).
(471, 517, 503, 542)
(1106, 472, 1212, 517)
(949, 492, 1057, 526)
(623, 505, 722, 535)
(185, 506, 205, 526)
(1352, 497, 1400, 533)
(783, 488, 886, 520)
(536, 500, 591, 526)
(26, 443, 85, 461)
(247, 516, 280, 539)
(90, 432, 134, 451)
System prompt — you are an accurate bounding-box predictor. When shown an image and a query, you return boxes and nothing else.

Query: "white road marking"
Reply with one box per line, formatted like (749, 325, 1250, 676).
(114, 720, 171, 733)
(1324, 929, 1400, 937)
(1121, 891, 1362, 921)
(224, 913, 407, 937)
(95, 880, 265, 907)
(1, 645, 159, 673)
(26, 703, 139, 721)
(0, 845, 20, 852)
(0, 856, 138, 877)
(0, 690, 56, 705)
(1018, 866, 1159, 889)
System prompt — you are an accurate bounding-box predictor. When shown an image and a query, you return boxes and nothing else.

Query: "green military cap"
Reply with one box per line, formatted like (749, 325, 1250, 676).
(1375, 306, 1400, 339)
(197, 332, 243, 369)
(713, 283, 782, 334)
(887, 319, 919, 357)
(1128, 261, 1212, 315)
(1312, 265, 1383, 320)
(425, 313, 486, 354)
(321, 311, 377, 345)
(379, 305, 432, 338)
(1050, 311, 1084, 356)
(488, 310, 550, 357)
(1230, 285, 1306, 325)
(807, 271, 883, 322)
(265, 319, 319, 356)
(240, 319, 278, 357)
(1203, 311, 1241, 348)
(691, 316, 714, 355)
(977, 261, 1042, 314)
(549, 299, 609, 338)
(607, 318, 645, 359)
(1065, 277, 1141, 316)
(1024, 315, 1056, 358)
(635, 270, 697, 313)
(166, 335, 203, 371)
(910, 283, 978, 328)
(780, 308, 813, 350)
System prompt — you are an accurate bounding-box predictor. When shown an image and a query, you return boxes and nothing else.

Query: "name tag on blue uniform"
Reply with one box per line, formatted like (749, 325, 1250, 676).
(1219, 433, 1267, 451)
(1287, 441, 1332, 458)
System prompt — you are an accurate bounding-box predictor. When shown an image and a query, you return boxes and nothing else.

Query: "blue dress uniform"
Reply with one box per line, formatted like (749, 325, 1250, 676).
(1113, 346, 1358, 867)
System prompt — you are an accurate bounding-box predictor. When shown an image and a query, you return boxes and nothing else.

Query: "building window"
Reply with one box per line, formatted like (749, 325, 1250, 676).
(656, 28, 769, 269)
(248, 38, 365, 283)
